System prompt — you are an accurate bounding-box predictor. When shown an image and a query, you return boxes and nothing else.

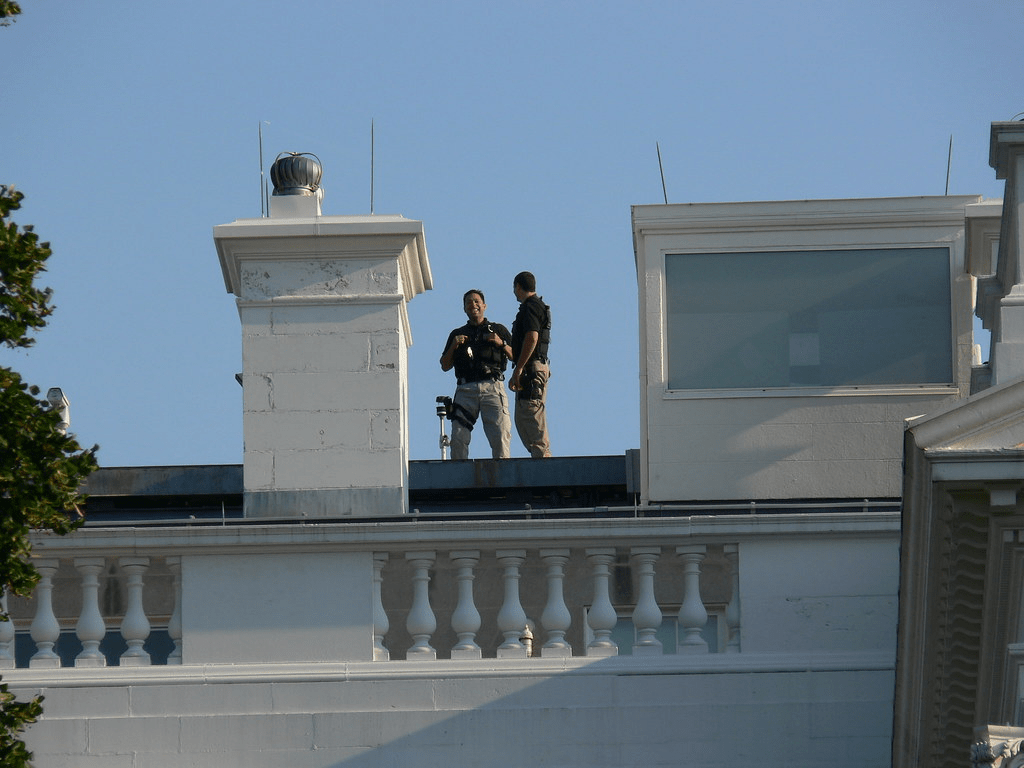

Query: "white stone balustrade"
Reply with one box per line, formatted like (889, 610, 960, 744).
(405, 551, 437, 660)
(11, 512, 893, 669)
(496, 549, 529, 659)
(449, 550, 482, 659)
(630, 547, 663, 655)
(73, 557, 106, 667)
(166, 556, 182, 664)
(539, 548, 572, 657)
(586, 548, 619, 657)
(29, 559, 61, 668)
(5, 542, 733, 666)
(118, 557, 152, 666)
(0, 591, 13, 668)
(677, 545, 709, 654)
(372, 553, 390, 662)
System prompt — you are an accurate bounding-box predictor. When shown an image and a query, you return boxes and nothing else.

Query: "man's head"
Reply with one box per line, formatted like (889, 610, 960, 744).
(463, 289, 486, 324)
(513, 271, 536, 302)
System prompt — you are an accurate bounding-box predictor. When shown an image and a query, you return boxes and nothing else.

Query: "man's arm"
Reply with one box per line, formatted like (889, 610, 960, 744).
(440, 333, 466, 371)
(509, 330, 539, 390)
(489, 325, 513, 361)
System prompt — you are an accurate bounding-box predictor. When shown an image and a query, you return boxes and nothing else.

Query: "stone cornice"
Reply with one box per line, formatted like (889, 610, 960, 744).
(907, 378, 1024, 451)
(213, 214, 431, 301)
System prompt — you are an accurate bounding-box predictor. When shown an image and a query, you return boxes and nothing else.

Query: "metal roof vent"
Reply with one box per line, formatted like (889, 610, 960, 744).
(270, 152, 322, 196)
(267, 152, 323, 217)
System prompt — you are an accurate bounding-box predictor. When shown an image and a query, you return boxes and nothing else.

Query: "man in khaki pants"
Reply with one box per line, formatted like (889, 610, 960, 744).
(440, 289, 513, 460)
(509, 271, 552, 458)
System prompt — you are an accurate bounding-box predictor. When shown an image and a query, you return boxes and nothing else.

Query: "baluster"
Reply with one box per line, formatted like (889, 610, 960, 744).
(449, 550, 482, 659)
(539, 548, 572, 657)
(496, 550, 528, 659)
(585, 548, 618, 657)
(74, 557, 107, 667)
(29, 559, 62, 668)
(372, 553, 390, 661)
(0, 591, 14, 668)
(676, 545, 708, 653)
(119, 557, 151, 666)
(166, 556, 182, 664)
(630, 547, 663, 655)
(724, 544, 741, 653)
(405, 551, 437, 660)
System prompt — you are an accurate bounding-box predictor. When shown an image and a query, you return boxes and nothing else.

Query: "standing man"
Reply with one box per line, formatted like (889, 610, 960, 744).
(440, 289, 514, 460)
(509, 271, 552, 458)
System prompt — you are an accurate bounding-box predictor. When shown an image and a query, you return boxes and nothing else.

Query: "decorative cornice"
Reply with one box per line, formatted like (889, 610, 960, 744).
(907, 378, 1024, 451)
(973, 725, 1024, 767)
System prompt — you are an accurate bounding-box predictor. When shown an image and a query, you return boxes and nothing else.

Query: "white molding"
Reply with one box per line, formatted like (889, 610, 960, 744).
(0, 649, 895, 690)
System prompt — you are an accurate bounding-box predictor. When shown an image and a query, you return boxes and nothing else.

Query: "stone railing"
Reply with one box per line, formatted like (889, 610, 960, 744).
(1, 510, 898, 669)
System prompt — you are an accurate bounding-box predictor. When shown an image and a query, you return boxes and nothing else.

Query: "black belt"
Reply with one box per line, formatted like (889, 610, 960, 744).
(457, 374, 503, 386)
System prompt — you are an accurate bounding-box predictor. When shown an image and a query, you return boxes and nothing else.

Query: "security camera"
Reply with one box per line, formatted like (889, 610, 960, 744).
(46, 387, 69, 410)
(46, 387, 70, 434)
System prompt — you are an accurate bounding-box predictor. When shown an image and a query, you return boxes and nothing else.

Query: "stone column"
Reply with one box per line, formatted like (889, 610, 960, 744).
(215, 212, 431, 517)
(988, 123, 1024, 386)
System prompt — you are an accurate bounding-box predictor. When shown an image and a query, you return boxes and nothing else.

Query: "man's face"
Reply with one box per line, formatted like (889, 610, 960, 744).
(513, 282, 525, 302)
(463, 292, 486, 323)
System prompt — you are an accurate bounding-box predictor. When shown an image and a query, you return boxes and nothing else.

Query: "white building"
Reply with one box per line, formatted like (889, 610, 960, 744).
(894, 122, 1024, 768)
(3, 124, 1021, 767)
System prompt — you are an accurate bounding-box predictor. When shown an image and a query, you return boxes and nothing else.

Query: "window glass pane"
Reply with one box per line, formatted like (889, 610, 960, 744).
(665, 248, 952, 389)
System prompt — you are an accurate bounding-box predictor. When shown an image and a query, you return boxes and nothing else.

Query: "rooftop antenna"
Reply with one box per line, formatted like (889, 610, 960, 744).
(258, 121, 270, 216)
(656, 142, 669, 204)
(945, 134, 953, 196)
(374, 120, 378, 217)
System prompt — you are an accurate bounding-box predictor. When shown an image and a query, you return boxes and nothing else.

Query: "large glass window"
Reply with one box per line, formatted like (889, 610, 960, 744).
(665, 248, 952, 390)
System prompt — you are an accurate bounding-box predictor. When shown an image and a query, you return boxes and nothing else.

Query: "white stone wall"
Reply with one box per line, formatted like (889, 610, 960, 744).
(10, 519, 899, 767)
(645, 393, 945, 500)
(16, 663, 894, 768)
(213, 215, 430, 517)
(739, 534, 898, 654)
(182, 551, 374, 665)
(632, 196, 980, 503)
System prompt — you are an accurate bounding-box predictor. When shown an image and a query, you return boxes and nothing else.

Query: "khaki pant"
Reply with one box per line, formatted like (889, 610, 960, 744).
(514, 360, 551, 458)
(450, 379, 511, 460)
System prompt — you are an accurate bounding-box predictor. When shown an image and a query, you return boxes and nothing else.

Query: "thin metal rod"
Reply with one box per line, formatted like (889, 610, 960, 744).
(259, 122, 266, 216)
(657, 142, 668, 204)
(945, 134, 953, 196)
(374, 119, 378, 217)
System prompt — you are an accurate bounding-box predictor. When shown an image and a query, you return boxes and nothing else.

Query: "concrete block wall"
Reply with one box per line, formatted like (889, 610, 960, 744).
(644, 392, 955, 501)
(213, 215, 431, 518)
(17, 663, 894, 768)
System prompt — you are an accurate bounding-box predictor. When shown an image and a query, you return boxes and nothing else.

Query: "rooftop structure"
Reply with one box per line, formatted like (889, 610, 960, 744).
(3, 122, 1021, 767)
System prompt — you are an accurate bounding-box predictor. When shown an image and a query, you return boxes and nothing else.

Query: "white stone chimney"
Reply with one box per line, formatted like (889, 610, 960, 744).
(986, 122, 1024, 386)
(214, 153, 431, 517)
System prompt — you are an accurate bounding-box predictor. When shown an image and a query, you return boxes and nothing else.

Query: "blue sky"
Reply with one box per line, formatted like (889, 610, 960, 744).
(2, 0, 1021, 467)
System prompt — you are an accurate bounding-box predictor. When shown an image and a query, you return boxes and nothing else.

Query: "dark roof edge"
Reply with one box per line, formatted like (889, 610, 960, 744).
(83, 452, 641, 498)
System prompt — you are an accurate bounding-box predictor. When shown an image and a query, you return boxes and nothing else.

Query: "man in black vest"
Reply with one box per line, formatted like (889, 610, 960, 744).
(440, 289, 513, 460)
(510, 271, 552, 458)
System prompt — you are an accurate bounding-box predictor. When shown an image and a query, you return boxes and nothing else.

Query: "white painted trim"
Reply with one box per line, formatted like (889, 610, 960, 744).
(1, 649, 894, 690)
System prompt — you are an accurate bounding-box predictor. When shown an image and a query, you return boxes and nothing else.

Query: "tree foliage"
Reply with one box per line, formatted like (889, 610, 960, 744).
(0, 685, 40, 767)
(0, 185, 97, 595)
(0, 8, 98, 764)
(0, 184, 99, 762)
(0, 2, 21, 27)
(0, 188, 53, 349)
(2, 6, 99, 763)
